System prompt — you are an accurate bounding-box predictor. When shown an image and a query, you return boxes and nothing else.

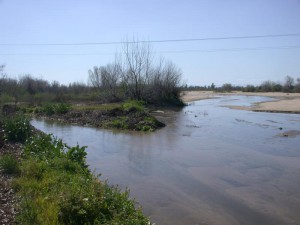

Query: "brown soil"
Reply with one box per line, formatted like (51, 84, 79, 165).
(0, 122, 23, 225)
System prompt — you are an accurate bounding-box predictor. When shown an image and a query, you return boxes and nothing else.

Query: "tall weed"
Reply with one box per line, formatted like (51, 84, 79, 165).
(3, 115, 31, 142)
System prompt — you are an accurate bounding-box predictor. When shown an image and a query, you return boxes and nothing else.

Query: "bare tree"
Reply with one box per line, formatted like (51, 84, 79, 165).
(88, 38, 184, 105)
(295, 78, 300, 93)
(283, 75, 294, 92)
(144, 58, 183, 104)
(259, 80, 278, 92)
(19, 75, 35, 95)
(221, 83, 233, 92)
(0, 64, 4, 74)
(101, 63, 121, 100)
(0, 64, 7, 102)
(88, 62, 121, 101)
(0, 66, 22, 104)
(88, 67, 102, 88)
(120, 38, 153, 100)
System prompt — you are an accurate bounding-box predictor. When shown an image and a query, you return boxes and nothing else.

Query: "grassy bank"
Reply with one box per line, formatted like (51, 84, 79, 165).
(29, 100, 166, 132)
(0, 114, 151, 224)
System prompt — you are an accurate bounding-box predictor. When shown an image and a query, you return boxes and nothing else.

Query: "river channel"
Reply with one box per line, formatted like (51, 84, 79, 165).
(31, 95, 300, 225)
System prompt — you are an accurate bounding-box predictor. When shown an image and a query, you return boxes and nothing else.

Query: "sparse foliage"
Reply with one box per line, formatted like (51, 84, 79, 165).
(88, 63, 121, 101)
(295, 78, 300, 93)
(89, 39, 184, 105)
(283, 75, 295, 93)
(221, 83, 233, 92)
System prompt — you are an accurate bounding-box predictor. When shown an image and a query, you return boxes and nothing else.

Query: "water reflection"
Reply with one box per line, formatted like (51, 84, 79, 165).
(31, 96, 300, 225)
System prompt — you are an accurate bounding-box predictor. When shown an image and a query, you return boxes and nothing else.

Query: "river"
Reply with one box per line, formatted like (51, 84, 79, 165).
(31, 95, 300, 225)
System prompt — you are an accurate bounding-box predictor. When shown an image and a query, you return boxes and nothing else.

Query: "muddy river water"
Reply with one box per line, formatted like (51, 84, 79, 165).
(31, 96, 300, 225)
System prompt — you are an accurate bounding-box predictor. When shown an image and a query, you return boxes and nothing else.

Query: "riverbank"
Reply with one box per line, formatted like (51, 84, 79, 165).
(33, 100, 165, 132)
(182, 91, 300, 114)
(32, 95, 300, 225)
(0, 115, 151, 224)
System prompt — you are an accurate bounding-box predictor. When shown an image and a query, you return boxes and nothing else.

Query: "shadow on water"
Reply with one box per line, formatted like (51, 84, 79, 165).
(31, 95, 300, 225)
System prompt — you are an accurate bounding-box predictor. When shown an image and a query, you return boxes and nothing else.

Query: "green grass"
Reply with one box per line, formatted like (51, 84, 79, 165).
(0, 154, 20, 175)
(72, 103, 122, 111)
(122, 100, 145, 112)
(40, 103, 71, 116)
(136, 116, 164, 132)
(106, 116, 129, 129)
(12, 133, 151, 225)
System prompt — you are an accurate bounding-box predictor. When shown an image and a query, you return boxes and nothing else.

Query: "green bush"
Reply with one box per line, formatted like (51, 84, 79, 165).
(24, 134, 88, 168)
(24, 134, 65, 160)
(14, 134, 151, 225)
(54, 103, 71, 114)
(66, 144, 88, 169)
(3, 115, 31, 142)
(0, 154, 20, 175)
(41, 104, 55, 116)
(59, 179, 149, 225)
(107, 117, 128, 129)
(41, 103, 71, 116)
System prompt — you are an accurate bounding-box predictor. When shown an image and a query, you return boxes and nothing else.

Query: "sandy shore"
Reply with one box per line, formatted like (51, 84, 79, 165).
(181, 91, 300, 114)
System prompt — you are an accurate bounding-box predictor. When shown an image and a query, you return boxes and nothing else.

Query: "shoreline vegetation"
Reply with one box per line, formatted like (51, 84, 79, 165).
(31, 100, 166, 132)
(182, 91, 300, 114)
(0, 113, 152, 224)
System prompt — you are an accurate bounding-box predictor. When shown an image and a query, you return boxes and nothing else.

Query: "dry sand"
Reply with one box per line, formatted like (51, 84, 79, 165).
(181, 91, 300, 114)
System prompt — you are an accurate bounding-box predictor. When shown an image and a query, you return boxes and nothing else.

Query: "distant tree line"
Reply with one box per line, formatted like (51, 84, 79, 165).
(1, 41, 185, 106)
(184, 76, 300, 93)
(0, 65, 92, 105)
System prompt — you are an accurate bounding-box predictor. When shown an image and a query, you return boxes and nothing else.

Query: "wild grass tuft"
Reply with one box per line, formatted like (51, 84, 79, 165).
(107, 116, 129, 129)
(40, 103, 71, 116)
(0, 154, 20, 175)
(122, 100, 145, 112)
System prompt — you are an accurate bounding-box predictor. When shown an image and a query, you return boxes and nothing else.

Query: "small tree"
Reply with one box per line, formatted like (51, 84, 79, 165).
(283, 75, 294, 93)
(0, 64, 4, 74)
(19, 75, 38, 95)
(243, 85, 256, 92)
(0, 64, 5, 86)
(119, 39, 153, 100)
(88, 63, 121, 101)
(221, 83, 232, 92)
(88, 66, 102, 89)
(259, 80, 275, 92)
(0, 64, 6, 104)
(295, 78, 300, 93)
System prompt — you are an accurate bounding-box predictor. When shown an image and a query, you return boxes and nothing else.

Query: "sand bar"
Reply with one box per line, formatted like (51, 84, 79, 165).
(181, 91, 300, 114)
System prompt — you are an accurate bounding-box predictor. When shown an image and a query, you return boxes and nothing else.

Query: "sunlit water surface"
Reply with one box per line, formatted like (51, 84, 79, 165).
(32, 96, 300, 225)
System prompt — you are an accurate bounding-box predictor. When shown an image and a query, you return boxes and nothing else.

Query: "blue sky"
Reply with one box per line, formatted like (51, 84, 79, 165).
(0, 0, 300, 86)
